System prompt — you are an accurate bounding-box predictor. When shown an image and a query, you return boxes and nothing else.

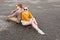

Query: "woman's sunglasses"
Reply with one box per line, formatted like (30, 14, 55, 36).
(24, 9, 28, 10)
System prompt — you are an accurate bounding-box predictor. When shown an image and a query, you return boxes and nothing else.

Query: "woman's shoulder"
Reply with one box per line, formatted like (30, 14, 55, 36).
(22, 11, 26, 15)
(28, 11, 31, 12)
(22, 11, 25, 13)
(28, 11, 31, 14)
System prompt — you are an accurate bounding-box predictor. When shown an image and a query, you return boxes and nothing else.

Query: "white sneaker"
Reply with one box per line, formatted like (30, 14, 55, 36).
(38, 30, 45, 35)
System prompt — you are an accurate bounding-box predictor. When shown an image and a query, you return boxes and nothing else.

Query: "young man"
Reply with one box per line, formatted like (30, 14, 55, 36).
(7, 3, 23, 23)
(21, 7, 45, 35)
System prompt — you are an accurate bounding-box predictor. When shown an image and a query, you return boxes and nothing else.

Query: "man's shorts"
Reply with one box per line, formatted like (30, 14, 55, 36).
(7, 17, 18, 22)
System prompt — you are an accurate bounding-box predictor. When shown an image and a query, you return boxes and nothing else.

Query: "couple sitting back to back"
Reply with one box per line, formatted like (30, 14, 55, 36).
(7, 3, 45, 35)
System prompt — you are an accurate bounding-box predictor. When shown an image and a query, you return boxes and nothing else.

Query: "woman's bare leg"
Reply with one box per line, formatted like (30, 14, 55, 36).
(30, 19, 45, 35)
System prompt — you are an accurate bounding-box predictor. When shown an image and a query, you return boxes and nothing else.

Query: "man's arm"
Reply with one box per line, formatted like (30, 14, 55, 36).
(10, 9, 18, 14)
(7, 11, 17, 18)
(17, 12, 22, 22)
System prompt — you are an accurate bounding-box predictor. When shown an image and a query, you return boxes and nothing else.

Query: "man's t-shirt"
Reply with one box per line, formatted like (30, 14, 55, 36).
(9, 9, 23, 21)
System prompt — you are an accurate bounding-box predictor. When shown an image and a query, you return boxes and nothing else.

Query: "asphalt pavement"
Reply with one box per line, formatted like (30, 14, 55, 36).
(0, 0, 60, 40)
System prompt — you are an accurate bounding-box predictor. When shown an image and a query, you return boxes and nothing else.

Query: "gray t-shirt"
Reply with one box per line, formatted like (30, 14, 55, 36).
(9, 9, 23, 21)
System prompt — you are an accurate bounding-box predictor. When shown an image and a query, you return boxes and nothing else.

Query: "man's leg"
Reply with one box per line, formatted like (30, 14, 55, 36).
(6, 17, 19, 23)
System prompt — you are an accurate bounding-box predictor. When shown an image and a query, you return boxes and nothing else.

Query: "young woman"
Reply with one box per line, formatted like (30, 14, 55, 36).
(6, 3, 23, 23)
(21, 7, 45, 35)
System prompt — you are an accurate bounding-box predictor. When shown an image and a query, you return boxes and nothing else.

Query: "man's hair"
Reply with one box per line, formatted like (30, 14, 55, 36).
(17, 3, 22, 8)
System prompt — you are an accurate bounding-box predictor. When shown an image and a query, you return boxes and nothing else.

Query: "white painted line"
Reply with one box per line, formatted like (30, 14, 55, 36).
(27, 0, 40, 4)
(0, 15, 10, 31)
(4, 0, 18, 2)
(53, 5, 60, 7)
(0, 15, 6, 18)
(0, 20, 9, 31)
(4, 0, 40, 4)
(37, 6, 43, 8)
(48, 0, 60, 3)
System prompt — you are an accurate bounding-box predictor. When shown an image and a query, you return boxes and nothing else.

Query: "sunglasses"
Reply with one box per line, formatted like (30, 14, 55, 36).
(24, 9, 28, 10)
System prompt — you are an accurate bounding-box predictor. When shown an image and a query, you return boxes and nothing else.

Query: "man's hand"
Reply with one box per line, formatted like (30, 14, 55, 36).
(16, 20, 20, 23)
